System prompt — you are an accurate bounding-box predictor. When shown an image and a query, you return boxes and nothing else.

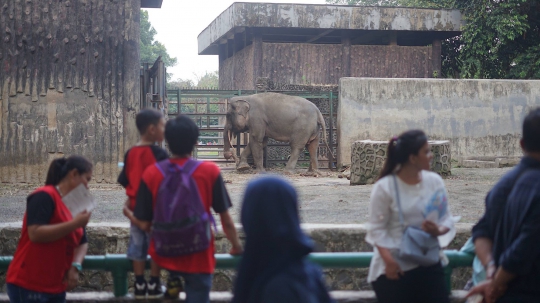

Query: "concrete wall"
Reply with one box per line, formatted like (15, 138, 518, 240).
(0, 0, 141, 183)
(337, 78, 540, 167)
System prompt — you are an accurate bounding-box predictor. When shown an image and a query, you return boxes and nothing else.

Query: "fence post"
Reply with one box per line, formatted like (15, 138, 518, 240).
(444, 265, 453, 293)
(111, 268, 129, 297)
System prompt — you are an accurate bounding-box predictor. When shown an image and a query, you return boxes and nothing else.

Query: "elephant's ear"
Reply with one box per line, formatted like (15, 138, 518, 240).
(236, 99, 250, 117)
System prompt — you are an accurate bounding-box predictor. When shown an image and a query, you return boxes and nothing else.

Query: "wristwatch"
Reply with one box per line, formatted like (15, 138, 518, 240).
(72, 262, 83, 272)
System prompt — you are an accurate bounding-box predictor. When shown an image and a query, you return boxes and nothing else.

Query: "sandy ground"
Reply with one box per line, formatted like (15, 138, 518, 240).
(0, 167, 510, 225)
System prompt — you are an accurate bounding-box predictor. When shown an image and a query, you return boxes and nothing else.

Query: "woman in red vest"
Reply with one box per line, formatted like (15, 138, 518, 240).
(7, 156, 93, 303)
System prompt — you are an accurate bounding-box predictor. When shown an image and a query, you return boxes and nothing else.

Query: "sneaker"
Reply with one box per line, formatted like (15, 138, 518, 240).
(134, 281, 147, 299)
(164, 276, 183, 300)
(147, 281, 165, 299)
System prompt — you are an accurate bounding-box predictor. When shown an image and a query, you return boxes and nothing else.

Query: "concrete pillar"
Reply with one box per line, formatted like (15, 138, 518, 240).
(432, 39, 442, 78)
(341, 31, 351, 78)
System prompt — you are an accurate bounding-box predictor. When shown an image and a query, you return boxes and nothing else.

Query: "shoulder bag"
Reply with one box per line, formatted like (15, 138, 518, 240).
(393, 175, 440, 267)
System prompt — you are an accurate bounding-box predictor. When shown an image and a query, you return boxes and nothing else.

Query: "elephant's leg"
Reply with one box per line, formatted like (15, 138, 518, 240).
(284, 144, 304, 174)
(306, 137, 321, 174)
(250, 139, 265, 172)
(236, 143, 251, 171)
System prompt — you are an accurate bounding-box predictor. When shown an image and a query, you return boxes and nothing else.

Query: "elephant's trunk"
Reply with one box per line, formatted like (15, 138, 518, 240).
(223, 122, 233, 160)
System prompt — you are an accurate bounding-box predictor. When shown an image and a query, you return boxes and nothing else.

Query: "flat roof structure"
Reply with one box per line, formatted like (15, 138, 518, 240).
(141, 0, 163, 9)
(198, 2, 463, 55)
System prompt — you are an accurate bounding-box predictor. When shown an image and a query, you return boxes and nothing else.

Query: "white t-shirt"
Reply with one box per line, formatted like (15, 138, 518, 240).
(365, 170, 456, 283)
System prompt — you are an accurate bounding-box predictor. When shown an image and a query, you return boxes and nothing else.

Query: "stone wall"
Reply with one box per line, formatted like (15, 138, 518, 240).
(0, 223, 473, 292)
(350, 140, 451, 185)
(337, 78, 540, 167)
(0, 0, 141, 183)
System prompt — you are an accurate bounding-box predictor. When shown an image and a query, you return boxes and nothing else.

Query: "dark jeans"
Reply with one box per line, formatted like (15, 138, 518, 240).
(169, 271, 212, 303)
(7, 284, 66, 303)
(371, 263, 450, 303)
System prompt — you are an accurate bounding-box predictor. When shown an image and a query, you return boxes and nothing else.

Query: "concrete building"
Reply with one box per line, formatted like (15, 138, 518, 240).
(198, 2, 464, 89)
(0, 0, 162, 183)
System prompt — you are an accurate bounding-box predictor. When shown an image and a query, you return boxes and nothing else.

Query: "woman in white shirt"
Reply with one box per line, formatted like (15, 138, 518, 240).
(366, 130, 455, 303)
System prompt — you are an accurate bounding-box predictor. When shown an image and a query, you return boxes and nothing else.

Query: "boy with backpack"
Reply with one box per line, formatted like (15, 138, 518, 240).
(117, 108, 168, 298)
(134, 115, 243, 303)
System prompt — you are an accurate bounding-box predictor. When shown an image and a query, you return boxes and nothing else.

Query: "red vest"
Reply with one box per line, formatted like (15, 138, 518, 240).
(6, 185, 83, 294)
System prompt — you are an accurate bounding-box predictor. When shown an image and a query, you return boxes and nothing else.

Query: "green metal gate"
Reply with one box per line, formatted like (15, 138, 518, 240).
(167, 88, 337, 169)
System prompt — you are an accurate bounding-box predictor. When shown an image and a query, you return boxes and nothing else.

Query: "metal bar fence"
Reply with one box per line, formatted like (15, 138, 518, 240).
(0, 251, 473, 297)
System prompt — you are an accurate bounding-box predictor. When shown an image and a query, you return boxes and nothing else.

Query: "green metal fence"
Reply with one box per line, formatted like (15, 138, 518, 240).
(0, 251, 473, 297)
(167, 88, 338, 169)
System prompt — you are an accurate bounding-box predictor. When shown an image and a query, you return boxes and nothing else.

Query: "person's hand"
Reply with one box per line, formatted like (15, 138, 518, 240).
(64, 266, 80, 291)
(466, 280, 508, 303)
(384, 258, 403, 280)
(73, 211, 91, 228)
(422, 220, 441, 237)
(122, 205, 134, 220)
(229, 245, 243, 256)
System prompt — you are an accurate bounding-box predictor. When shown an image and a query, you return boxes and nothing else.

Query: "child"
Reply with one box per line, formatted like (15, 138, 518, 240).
(117, 108, 168, 299)
(134, 115, 243, 303)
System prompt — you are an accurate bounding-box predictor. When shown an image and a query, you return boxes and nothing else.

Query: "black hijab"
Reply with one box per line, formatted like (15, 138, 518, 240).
(232, 176, 333, 303)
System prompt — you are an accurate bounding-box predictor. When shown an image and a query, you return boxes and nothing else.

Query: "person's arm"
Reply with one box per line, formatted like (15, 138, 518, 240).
(212, 172, 243, 255)
(219, 210, 243, 255)
(134, 180, 154, 232)
(65, 242, 88, 291)
(26, 192, 91, 243)
(117, 151, 129, 188)
(28, 212, 90, 243)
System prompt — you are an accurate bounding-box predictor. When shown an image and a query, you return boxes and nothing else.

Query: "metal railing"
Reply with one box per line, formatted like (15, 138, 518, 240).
(0, 251, 473, 297)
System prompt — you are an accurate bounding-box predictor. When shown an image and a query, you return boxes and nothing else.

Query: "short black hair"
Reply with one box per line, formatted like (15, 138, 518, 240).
(523, 107, 540, 152)
(165, 115, 199, 156)
(136, 108, 163, 134)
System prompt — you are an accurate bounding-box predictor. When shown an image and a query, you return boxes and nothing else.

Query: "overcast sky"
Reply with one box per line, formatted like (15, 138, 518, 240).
(144, 1, 326, 82)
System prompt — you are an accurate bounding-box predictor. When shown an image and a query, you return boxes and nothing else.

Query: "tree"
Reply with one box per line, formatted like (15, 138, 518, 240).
(326, 0, 540, 79)
(140, 10, 177, 68)
(194, 71, 219, 88)
(167, 78, 195, 90)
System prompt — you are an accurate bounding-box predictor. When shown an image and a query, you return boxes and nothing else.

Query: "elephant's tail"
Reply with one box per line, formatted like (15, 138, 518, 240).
(317, 108, 328, 144)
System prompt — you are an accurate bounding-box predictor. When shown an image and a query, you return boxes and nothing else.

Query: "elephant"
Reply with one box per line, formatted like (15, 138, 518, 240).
(223, 92, 328, 174)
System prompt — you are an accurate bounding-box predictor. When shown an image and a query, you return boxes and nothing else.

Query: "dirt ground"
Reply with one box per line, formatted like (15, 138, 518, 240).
(0, 167, 510, 225)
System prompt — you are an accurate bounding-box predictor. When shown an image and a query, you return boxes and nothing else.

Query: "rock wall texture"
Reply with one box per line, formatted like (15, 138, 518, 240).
(350, 140, 451, 185)
(0, 223, 472, 293)
(0, 0, 141, 183)
(338, 78, 540, 167)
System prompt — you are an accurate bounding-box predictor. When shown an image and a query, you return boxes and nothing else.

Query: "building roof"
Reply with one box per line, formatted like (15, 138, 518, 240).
(141, 0, 163, 9)
(198, 2, 463, 55)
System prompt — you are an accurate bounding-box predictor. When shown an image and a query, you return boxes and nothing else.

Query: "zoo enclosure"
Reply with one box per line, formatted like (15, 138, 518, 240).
(167, 89, 338, 169)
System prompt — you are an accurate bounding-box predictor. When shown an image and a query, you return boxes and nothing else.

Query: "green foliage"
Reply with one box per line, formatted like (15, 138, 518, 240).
(326, 0, 540, 79)
(140, 10, 177, 68)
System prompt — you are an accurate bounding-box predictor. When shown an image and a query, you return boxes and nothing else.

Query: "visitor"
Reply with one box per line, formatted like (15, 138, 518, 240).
(232, 176, 334, 303)
(117, 108, 168, 299)
(467, 108, 540, 303)
(134, 115, 243, 303)
(6, 156, 93, 303)
(365, 130, 456, 303)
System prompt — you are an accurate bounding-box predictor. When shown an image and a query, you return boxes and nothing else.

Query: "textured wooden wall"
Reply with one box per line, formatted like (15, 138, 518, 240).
(350, 45, 433, 78)
(262, 43, 343, 86)
(0, 0, 141, 183)
(219, 45, 254, 90)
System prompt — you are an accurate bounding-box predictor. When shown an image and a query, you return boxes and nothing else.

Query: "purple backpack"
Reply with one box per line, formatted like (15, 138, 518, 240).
(152, 159, 213, 257)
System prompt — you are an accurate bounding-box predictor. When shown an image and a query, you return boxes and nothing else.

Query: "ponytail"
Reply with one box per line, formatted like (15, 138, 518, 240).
(45, 156, 93, 186)
(377, 130, 428, 180)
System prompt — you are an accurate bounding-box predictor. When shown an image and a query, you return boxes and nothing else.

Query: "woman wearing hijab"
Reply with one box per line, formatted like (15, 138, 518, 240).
(232, 176, 334, 303)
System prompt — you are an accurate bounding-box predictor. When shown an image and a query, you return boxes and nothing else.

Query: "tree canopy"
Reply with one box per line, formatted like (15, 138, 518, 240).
(326, 0, 540, 79)
(167, 71, 219, 90)
(140, 10, 177, 68)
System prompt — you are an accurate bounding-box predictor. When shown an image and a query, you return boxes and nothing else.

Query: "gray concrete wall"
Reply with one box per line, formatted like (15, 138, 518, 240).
(0, 0, 141, 183)
(337, 78, 540, 167)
